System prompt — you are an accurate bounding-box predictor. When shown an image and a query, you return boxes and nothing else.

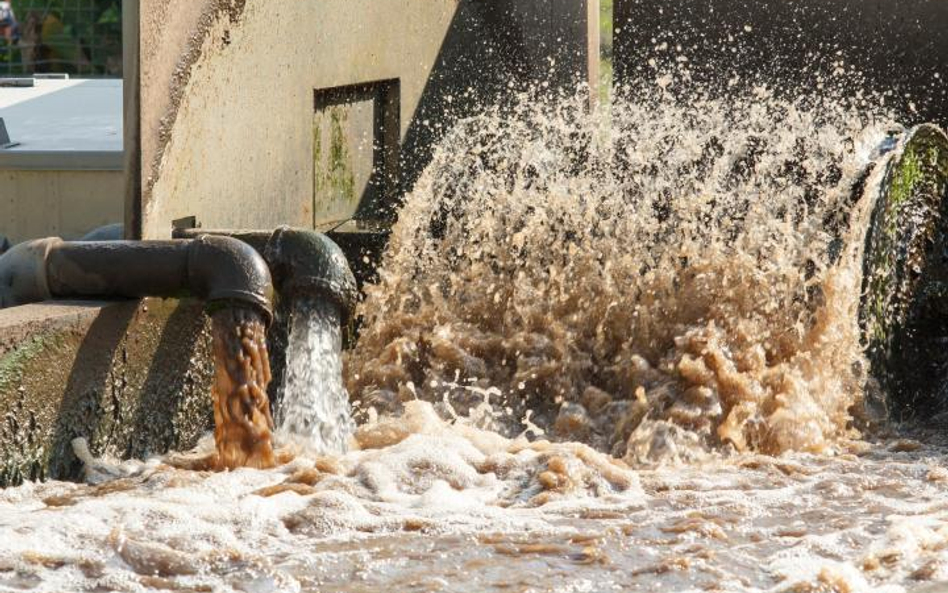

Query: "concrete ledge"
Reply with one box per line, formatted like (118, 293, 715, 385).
(0, 150, 124, 171)
(0, 298, 215, 485)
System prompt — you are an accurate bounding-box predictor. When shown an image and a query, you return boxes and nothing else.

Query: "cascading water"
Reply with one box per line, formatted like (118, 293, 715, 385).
(210, 306, 276, 470)
(276, 297, 355, 454)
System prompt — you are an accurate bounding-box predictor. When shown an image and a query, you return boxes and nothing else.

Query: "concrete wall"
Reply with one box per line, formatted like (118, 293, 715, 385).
(0, 299, 215, 485)
(0, 170, 124, 244)
(125, 0, 599, 240)
(614, 0, 948, 126)
(0, 78, 125, 244)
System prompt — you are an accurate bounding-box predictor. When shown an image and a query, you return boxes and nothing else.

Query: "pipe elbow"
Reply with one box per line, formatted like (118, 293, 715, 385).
(188, 235, 274, 324)
(264, 227, 358, 319)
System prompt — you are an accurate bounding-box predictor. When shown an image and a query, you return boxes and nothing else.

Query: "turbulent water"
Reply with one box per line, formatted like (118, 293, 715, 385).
(2, 413, 948, 592)
(277, 298, 355, 455)
(3, 84, 948, 593)
(346, 87, 897, 459)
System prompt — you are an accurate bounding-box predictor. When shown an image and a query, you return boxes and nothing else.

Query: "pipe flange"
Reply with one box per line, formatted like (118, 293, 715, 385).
(0, 238, 60, 308)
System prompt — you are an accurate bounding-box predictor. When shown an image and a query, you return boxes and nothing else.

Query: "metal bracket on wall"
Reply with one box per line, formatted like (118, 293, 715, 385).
(172, 216, 199, 233)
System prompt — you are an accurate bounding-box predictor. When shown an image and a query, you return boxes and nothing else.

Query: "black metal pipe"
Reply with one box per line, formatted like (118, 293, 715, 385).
(0, 235, 274, 323)
(47, 240, 191, 299)
(173, 226, 358, 321)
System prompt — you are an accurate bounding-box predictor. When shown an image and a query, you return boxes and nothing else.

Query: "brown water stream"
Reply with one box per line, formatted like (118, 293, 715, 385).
(210, 306, 276, 470)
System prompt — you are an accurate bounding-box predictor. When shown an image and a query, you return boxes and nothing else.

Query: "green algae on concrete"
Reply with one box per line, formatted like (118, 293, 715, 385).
(0, 335, 57, 394)
(314, 104, 359, 225)
(862, 144, 925, 346)
(860, 124, 948, 417)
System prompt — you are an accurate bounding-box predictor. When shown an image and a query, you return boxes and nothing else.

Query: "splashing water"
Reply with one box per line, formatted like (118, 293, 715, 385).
(6, 83, 948, 593)
(276, 298, 355, 454)
(346, 86, 898, 460)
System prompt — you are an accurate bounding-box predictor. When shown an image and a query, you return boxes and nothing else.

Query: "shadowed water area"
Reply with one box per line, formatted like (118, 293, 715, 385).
(1, 82, 947, 593)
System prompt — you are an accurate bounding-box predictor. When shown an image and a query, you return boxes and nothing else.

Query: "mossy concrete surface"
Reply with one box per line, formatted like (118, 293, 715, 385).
(0, 298, 215, 486)
(860, 125, 948, 417)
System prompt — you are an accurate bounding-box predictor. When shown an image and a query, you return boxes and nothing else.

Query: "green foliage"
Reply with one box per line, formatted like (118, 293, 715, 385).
(0, 0, 122, 76)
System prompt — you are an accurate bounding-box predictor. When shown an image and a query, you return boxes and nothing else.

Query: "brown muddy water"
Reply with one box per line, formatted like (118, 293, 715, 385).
(1, 88, 946, 593)
(210, 306, 277, 471)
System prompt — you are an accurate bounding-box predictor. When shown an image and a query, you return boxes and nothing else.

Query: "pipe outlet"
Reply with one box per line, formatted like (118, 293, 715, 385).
(0, 238, 60, 308)
(174, 226, 358, 321)
(264, 227, 358, 319)
(0, 236, 274, 323)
